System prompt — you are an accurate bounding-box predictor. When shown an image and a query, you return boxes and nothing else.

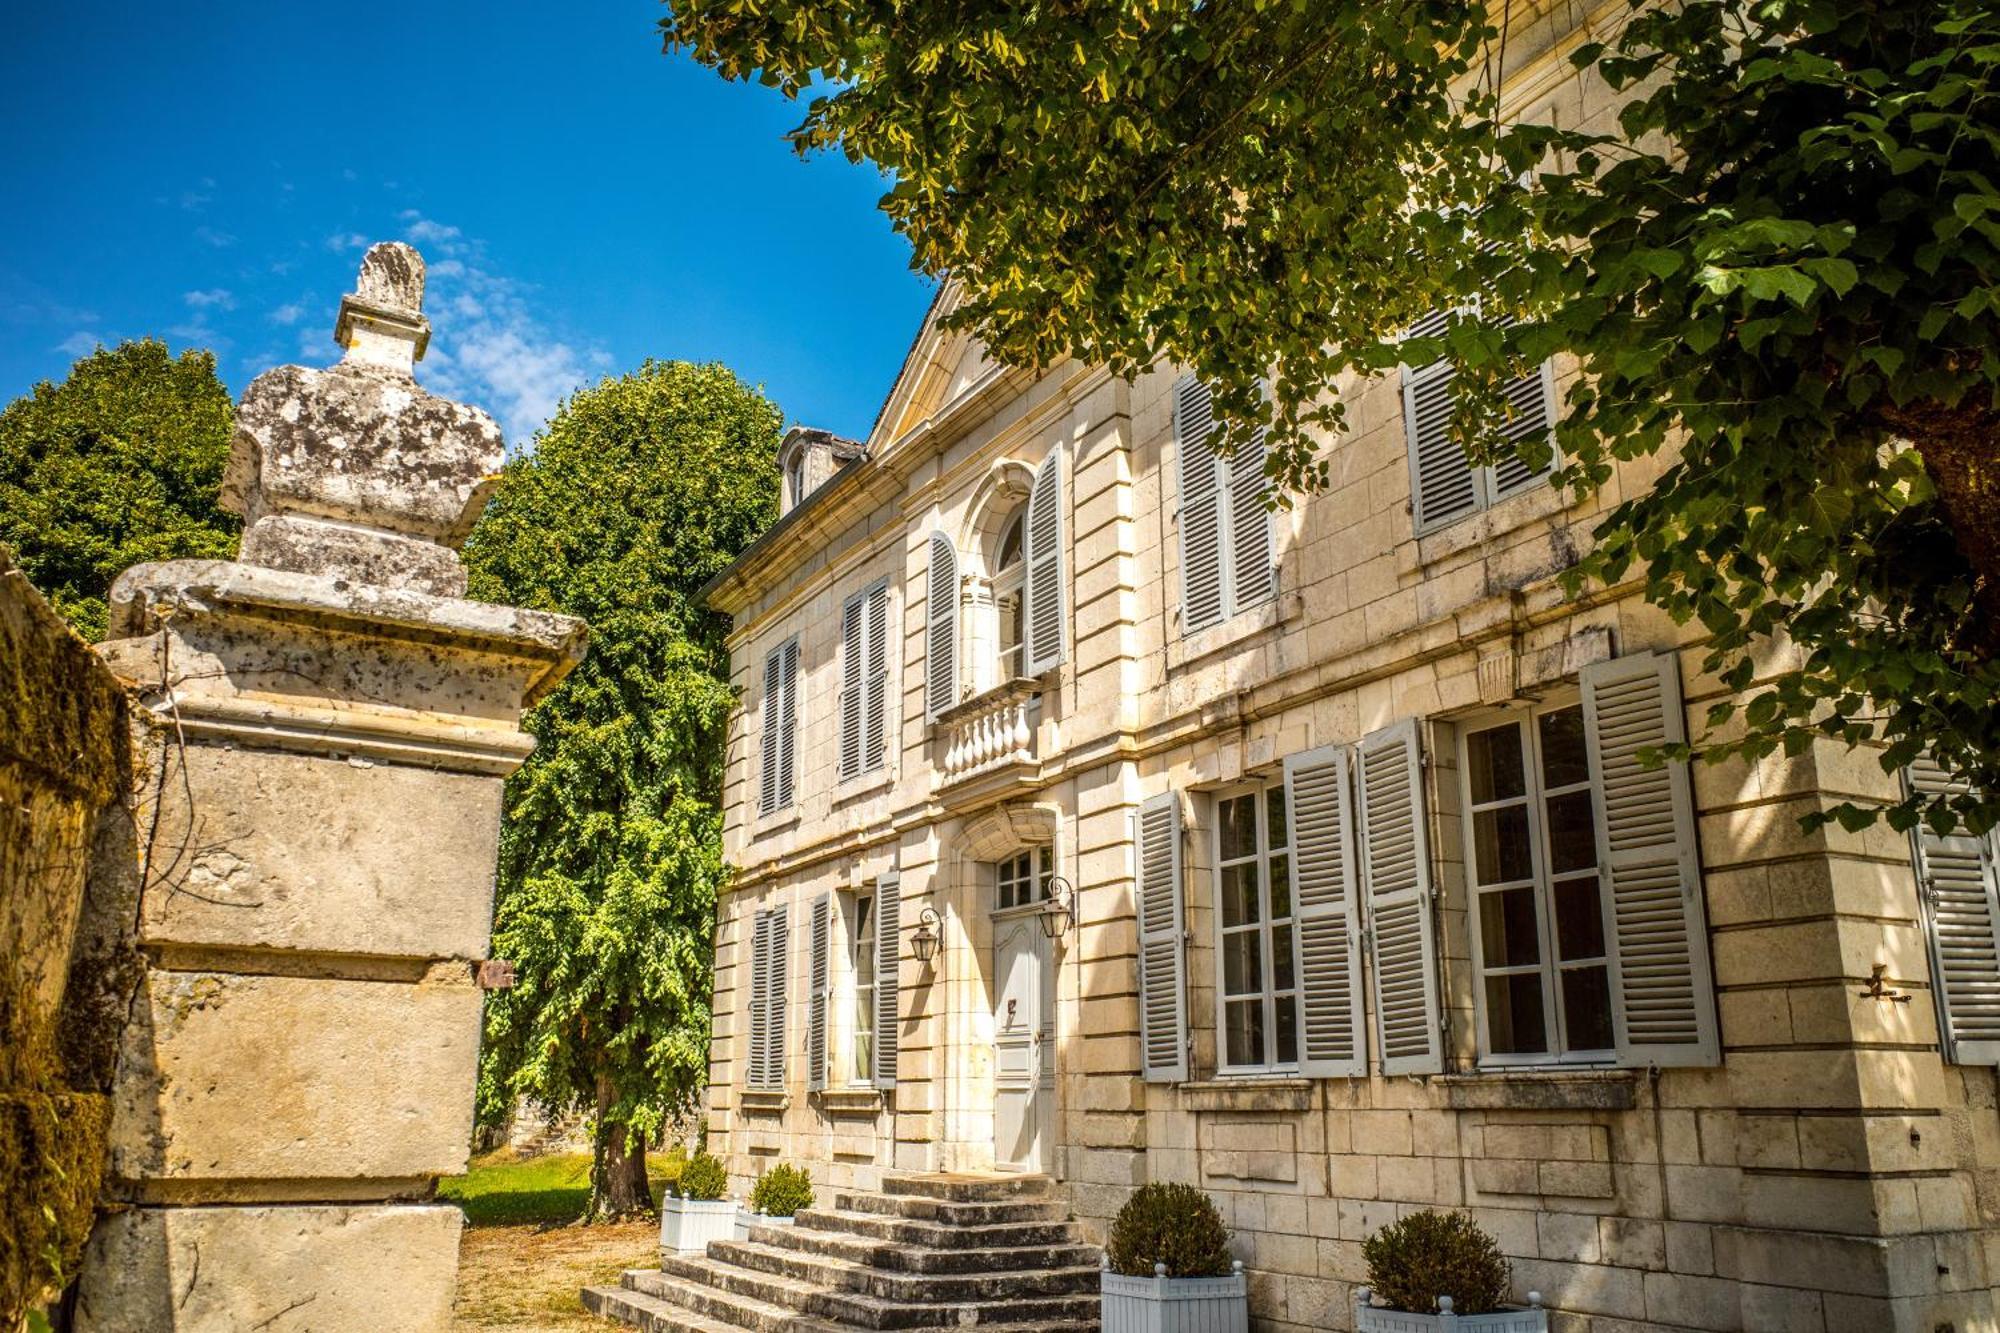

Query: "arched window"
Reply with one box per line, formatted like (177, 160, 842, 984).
(785, 451, 807, 512)
(993, 506, 1027, 680)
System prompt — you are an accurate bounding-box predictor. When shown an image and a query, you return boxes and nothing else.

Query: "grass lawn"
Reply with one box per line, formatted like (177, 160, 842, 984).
(442, 1149, 676, 1331)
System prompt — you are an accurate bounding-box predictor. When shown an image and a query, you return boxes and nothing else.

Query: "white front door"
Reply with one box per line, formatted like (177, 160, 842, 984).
(992, 914, 1054, 1172)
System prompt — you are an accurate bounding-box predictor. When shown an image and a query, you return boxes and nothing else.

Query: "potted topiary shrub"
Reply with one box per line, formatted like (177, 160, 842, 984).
(1100, 1182, 1247, 1333)
(659, 1151, 735, 1255)
(736, 1162, 813, 1240)
(1355, 1210, 1547, 1331)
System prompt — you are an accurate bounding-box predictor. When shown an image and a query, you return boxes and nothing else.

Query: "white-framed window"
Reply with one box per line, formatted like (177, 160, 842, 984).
(757, 636, 798, 816)
(1213, 782, 1298, 1073)
(837, 579, 891, 782)
(786, 451, 807, 510)
(1459, 700, 1615, 1064)
(850, 891, 876, 1084)
(1401, 304, 1557, 535)
(1174, 375, 1274, 635)
(993, 507, 1027, 681)
(996, 846, 1053, 910)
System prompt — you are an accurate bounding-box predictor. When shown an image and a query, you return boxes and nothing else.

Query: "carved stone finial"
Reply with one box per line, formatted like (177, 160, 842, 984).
(220, 242, 503, 597)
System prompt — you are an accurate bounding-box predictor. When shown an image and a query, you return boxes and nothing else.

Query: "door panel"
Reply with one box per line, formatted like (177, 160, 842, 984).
(993, 916, 1053, 1171)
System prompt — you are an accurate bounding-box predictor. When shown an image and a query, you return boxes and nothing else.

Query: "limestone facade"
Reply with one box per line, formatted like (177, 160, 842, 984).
(700, 10, 2000, 1331)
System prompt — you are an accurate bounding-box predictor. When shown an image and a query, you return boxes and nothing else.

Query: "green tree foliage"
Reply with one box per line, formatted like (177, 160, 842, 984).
(0, 339, 238, 639)
(464, 359, 782, 1220)
(660, 0, 2000, 832)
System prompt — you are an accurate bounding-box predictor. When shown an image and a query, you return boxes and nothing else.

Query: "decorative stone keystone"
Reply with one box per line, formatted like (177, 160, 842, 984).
(75, 245, 585, 1332)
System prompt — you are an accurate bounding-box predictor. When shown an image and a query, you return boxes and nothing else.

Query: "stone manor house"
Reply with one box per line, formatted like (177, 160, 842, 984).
(695, 14, 2000, 1333)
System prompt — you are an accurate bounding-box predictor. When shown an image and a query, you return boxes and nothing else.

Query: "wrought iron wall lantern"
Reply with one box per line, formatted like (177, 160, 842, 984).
(1038, 876, 1075, 941)
(911, 906, 942, 964)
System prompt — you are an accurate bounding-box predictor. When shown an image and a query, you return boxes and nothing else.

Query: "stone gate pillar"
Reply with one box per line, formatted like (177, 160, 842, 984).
(73, 243, 585, 1331)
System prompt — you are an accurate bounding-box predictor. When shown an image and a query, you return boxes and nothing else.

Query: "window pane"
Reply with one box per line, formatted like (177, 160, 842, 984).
(1561, 965, 1614, 1052)
(1539, 706, 1590, 789)
(1554, 877, 1606, 961)
(1484, 972, 1548, 1055)
(1225, 999, 1265, 1067)
(1268, 854, 1291, 921)
(1218, 794, 1258, 861)
(1466, 723, 1527, 804)
(1223, 930, 1264, 996)
(1473, 805, 1534, 885)
(998, 513, 1024, 570)
(1275, 995, 1299, 1066)
(1271, 924, 1295, 992)
(1545, 791, 1597, 874)
(1478, 887, 1541, 968)
(1265, 785, 1289, 851)
(1220, 862, 1260, 927)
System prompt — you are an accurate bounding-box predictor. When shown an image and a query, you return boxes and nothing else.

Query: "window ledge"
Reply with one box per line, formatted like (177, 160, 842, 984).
(739, 1089, 790, 1115)
(750, 808, 801, 840)
(1168, 592, 1302, 673)
(831, 766, 895, 808)
(1412, 480, 1570, 569)
(1178, 1076, 1315, 1114)
(1439, 1068, 1638, 1112)
(813, 1086, 884, 1117)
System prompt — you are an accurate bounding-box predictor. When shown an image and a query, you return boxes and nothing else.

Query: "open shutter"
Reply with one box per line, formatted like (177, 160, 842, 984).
(1907, 758, 2000, 1065)
(767, 905, 790, 1088)
(1581, 652, 1719, 1068)
(807, 893, 831, 1091)
(926, 533, 958, 718)
(1023, 448, 1065, 675)
(759, 649, 783, 816)
(1358, 720, 1443, 1075)
(1228, 428, 1274, 612)
(837, 594, 864, 781)
(864, 583, 889, 772)
(1402, 306, 1478, 535)
(776, 640, 797, 808)
(1492, 360, 1557, 499)
(872, 872, 901, 1088)
(746, 910, 771, 1089)
(1175, 375, 1226, 634)
(1286, 745, 1366, 1077)
(1135, 792, 1187, 1082)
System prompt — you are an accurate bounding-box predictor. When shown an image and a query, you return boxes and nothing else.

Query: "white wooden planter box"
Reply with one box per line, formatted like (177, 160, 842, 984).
(1354, 1289, 1548, 1333)
(658, 1196, 736, 1254)
(1102, 1264, 1248, 1333)
(734, 1208, 798, 1242)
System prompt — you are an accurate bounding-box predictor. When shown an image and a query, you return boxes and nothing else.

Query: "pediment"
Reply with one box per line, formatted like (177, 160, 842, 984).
(868, 284, 1002, 452)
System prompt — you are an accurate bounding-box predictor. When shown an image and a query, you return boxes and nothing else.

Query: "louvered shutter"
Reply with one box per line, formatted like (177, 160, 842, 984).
(872, 872, 901, 1088)
(1228, 427, 1274, 612)
(926, 533, 958, 718)
(1492, 360, 1556, 499)
(1581, 653, 1720, 1068)
(1286, 745, 1366, 1077)
(1402, 308, 1477, 535)
(807, 893, 831, 1091)
(746, 910, 771, 1089)
(1175, 375, 1226, 634)
(776, 640, 797, 808)
(1135, 792, 1187, 1082)
(1907, 758, 2000, 1065)
(837, 593, 864, 781)
(759, 649, 783, 816)
(767, 905, 790, 1088)
(1358, 720, 1443, 1075)
(865, 583, 889, 771)
(1023, 448, 1065, 675)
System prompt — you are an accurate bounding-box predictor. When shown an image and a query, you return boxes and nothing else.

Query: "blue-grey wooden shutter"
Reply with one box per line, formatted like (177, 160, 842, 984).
(1227, 426, 1274, 613)
(926, 532, 958, 718)
(807, 893, 831, 1091)
(1401, 308, 1477, 535)
(1023, 448, 1065, 675)
(872, 871, 901, 1088)
(776, 639, 797, 808)
(746, 909, 771, 1089)
(1175, 375, 1226, 634)
(759, 648, 784, 816)
(767, 904, 790, 1088)
(1136, 792, 1187, 1082)
(1358, 719, 1443, 1075)
(1286, 745, 1366, 1077)
(1491, 359, 1557, 499)
(863, 582, 890, 772)
(1907, 756, 2000, 1065)
(1581, 652, 1720, 1068)
(837, 592, 864, 781)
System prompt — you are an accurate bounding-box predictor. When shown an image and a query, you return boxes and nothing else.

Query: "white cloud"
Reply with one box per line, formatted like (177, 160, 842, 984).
(400, 210, 462, 246)
(183, 288, 235, 310)
(325, 231, 370, 252)
(56, 331, 101, 357)
(193, 224, 236, 248)
(270, 300, 308, 326)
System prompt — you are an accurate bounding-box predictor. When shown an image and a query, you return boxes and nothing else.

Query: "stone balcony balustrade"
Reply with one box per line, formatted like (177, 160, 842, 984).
(936, 677, 1042, 786)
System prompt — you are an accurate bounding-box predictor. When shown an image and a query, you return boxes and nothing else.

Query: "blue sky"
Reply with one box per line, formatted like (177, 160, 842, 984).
(0, 1, 934, 445)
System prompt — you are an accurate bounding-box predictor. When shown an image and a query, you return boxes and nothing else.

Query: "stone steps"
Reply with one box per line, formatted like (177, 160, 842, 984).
(583, 1172, 1103, 1332)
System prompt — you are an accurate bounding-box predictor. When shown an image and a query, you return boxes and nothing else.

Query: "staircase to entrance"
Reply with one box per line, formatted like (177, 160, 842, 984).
(582, 1171, 1101, 1331)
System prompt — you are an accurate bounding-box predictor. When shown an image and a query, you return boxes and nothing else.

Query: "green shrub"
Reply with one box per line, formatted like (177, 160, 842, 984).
(1106, 1182, 1233, 1279)
(657, 1143, 690, 1193)
(749, 1162, 813, 1217)
(676, 1152, 728, 1202)
(1361, 1210, 1510, 1315)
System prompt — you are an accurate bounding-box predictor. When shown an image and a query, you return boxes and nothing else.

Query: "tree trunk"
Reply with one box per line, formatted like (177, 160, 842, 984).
(1882, 398, 2000, 657)
(588, 1072, 655, 1222)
